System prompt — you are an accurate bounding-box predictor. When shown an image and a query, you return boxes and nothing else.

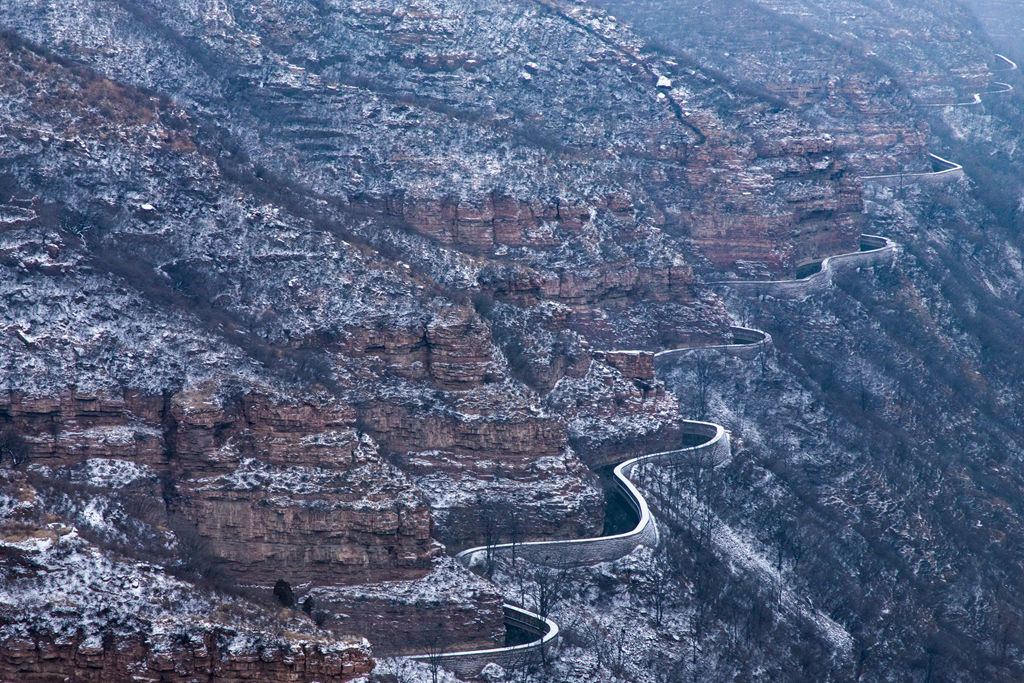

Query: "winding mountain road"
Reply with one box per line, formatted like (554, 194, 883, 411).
(403, 231, 906, 674)
(995, 53, 1018, 72)
(859, 153, 964, 184)
(925, 80, 1014, 108)
(400, 356, 750, 673)
(399, 48, 1016, 680)
(404, 345, 750, 673)
(705, 234, 897, 296)
(866, 53, 1014, 183)
(402, 224, 908, 675)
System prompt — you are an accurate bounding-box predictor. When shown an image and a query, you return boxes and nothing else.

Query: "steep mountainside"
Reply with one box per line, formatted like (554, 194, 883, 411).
(4, 0, 1024, 681)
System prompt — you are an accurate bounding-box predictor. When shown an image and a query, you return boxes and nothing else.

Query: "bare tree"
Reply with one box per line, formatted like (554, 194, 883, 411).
(693, 353, 713, 418)
(0, 427, 29, 467)
(528, 565, 570, 622)
(477, 494, 500, 577)
(647, 552, 673, 626)
(377, 656, 414, 683)
(504, 504, 523, 562)
(423, 629, 445, 683)
(579, 618, 627, 675)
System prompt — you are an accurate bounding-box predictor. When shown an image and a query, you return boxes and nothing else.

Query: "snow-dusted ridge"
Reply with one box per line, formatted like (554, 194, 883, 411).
(395, 38, 947, 664)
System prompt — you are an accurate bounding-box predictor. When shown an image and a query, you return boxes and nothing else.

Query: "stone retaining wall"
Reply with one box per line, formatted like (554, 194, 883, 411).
(924, 81, 1013, 107)
(405, 228, 896, 675)
(457, 421, 730, 571)
(407, 422, 728, 675)
(995, 54, 1018, 72)
(860, 153, 964, 187)
(406, 605, 558, 677)
(654, 326, 772, 363)
(707, 234, 896, 299)
(403, 231, 899, 674)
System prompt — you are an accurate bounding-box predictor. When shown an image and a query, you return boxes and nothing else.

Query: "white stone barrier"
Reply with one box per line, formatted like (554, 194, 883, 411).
(404, 216, 903, 675)
(705, 234, 896, 299)
(860, 153, 964, 186)
(457, 420, 730, 570)
(402, 234, 898, 673)
(404, 420, 729, 676)
(654, 326, 772, 363)
(923, 81, 1012, 108)
(995, 54, 1018, 72)
(406, 604, 559, 677)
(404, 418, 729, 676)
(923, 92, 982, 108)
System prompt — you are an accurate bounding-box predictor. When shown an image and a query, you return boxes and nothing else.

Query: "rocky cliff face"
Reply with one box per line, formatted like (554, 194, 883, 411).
(0, 471, 374, 682)
(310, 556, 506, 656)
(0, 30, 523, 668)
(584, 0, 936, 175)
(1, 387, 437, 586)
(3, 636, 372, 683)
(2, 0, 863, 280)
(168, 391, 438, 586)
(0, 3, 867, 672)
(4, 0, 1024, 680)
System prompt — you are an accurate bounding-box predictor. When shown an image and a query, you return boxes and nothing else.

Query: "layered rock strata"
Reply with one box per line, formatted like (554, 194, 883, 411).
(0, 473, 374, 682)
(310, 557, 505, 656)
(1, 389, 438, 586)
(3, 0, 864, 279)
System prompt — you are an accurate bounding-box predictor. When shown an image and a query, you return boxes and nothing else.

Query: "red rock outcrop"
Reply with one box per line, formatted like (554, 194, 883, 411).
(167, 388, 441, 586)
(595, 351, 656, 383)
(0, 634, 372, 683)
(0, 479, 376, 683)
(0, 388, 439, 587)
(1, 391, 167, 467)
(311, 557, 505, 656)
(353, 388, 605, 547)
(358, 400, 565, 463)
(683, 133, 863, 273)
(425, 310, 494, 389)
(377, 193, 588, 252)
(336, 307, 495, 390)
